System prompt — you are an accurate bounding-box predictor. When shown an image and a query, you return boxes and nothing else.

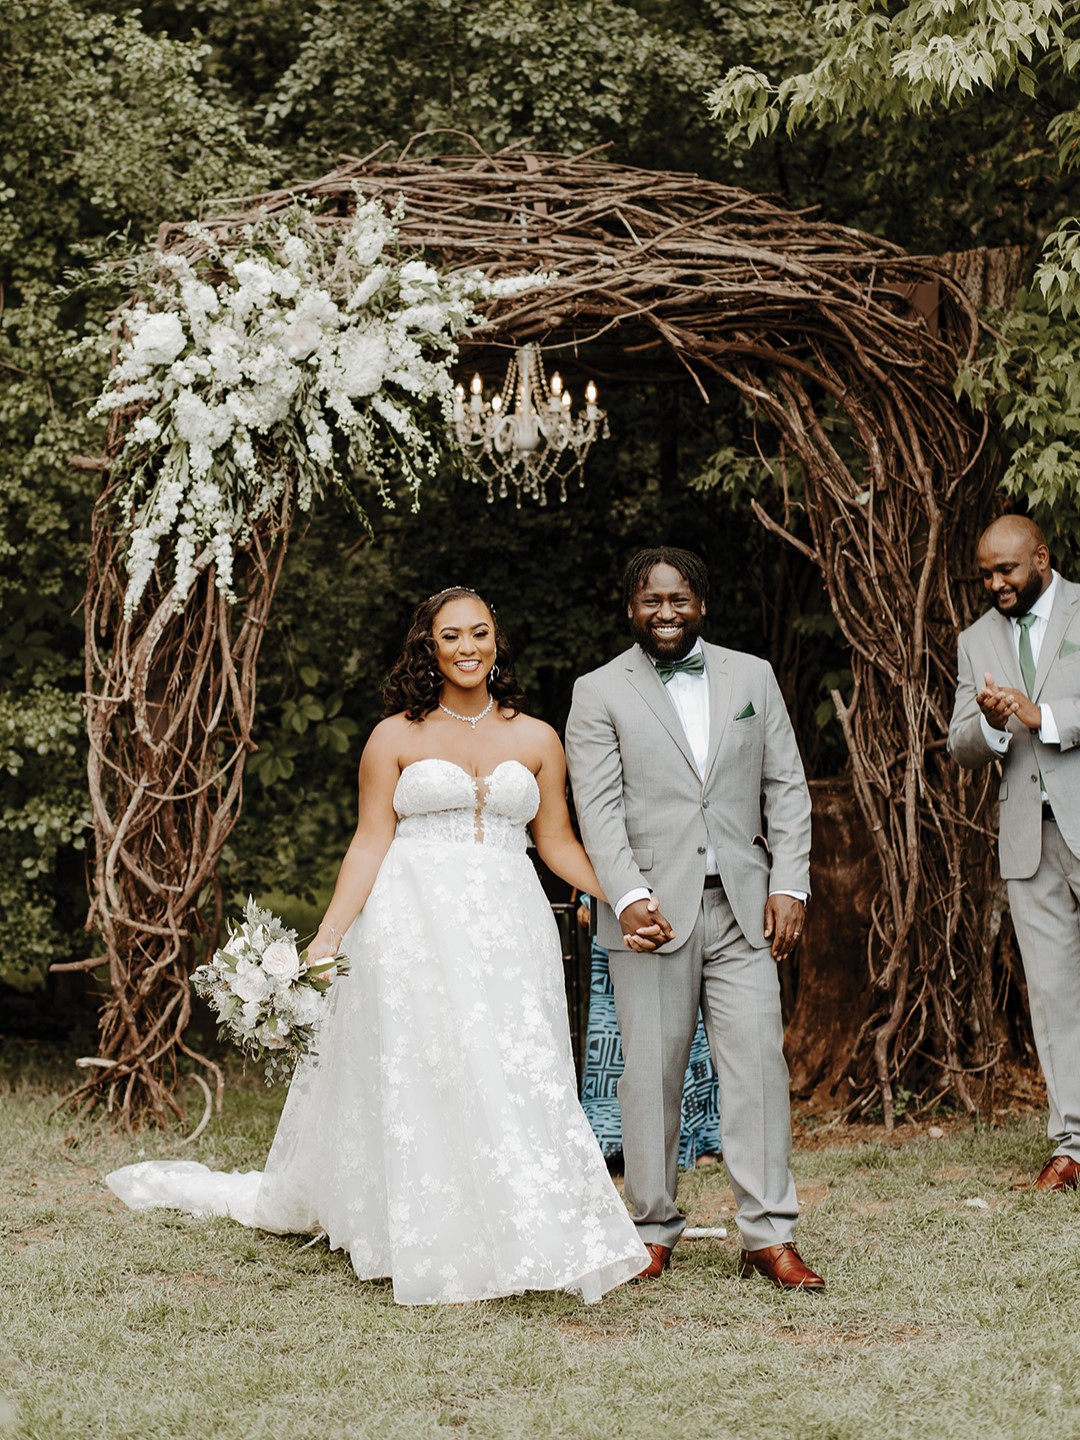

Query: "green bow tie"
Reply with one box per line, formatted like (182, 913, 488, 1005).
(655, 652, 705, 684)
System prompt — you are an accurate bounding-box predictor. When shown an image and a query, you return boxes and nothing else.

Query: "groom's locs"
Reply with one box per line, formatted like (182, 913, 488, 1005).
(565, 546, 825, 1289)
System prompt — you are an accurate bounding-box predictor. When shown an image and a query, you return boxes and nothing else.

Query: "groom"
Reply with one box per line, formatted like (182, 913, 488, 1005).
(565, 547, 823, 1289)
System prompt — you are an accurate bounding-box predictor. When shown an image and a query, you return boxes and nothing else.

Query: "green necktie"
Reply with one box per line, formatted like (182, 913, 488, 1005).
(1017, 613, 1037, 696)
(655, 652, 706, 684)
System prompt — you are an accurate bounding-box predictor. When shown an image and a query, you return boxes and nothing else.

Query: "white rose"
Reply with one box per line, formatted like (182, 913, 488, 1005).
(233, 967, 271, 1004)
(258, 1020, 288, 1050)
(261, 940, 301, 983)
(282, 986, 321, 1028)
(239, 999, 262, 1031)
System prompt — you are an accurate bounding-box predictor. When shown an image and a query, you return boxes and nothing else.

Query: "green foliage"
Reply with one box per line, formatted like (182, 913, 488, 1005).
(264, 0, 723, 172)
(1032, 216, 1080, 313)
(958, 291, 1080, 558)
(0, 0, 274, 984)
(0, 687, 91, 988)
(709, 0, 1080, 564)
(708, 1, 1076, 139)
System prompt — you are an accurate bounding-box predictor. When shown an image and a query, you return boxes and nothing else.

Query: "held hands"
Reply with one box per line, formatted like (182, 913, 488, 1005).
(763, 894, 805, 962)
(620, 896, 675, 953)
(977, 673, 1041, 732)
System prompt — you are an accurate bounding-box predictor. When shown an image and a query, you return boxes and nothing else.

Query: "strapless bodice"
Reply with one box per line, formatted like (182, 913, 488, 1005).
(393, 758, 539, 851)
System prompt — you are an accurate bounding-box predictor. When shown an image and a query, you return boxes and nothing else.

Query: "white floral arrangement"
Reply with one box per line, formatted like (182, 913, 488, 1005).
(87, 194, 544, 617)
(191, 896, 345, 1083)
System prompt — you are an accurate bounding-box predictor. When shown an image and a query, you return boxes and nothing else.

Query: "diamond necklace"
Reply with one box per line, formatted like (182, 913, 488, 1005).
(438, 694, 494, 729)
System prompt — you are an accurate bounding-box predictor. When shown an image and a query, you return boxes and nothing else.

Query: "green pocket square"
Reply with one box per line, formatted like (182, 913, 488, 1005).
(734, 702, 756, 720)
(1061, 637, 1080, 658)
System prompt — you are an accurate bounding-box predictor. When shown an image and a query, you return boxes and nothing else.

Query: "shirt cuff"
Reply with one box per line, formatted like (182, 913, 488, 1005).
(769, 889, 807, 904)
(979, 712, 1012, 753)
(614, 887, 651, 918)
(1039, 704, 1060, 745)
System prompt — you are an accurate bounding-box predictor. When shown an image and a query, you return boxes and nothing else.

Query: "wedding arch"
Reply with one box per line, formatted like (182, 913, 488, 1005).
(68, 138, 999, 1130)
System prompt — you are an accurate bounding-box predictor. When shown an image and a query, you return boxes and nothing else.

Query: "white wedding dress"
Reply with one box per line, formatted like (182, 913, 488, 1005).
(107, 758, 649, 1305)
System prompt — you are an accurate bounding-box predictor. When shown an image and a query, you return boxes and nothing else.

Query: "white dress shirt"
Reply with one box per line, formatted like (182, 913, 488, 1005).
(614, 642, 805, 918)
(979, 571, 1061, 756)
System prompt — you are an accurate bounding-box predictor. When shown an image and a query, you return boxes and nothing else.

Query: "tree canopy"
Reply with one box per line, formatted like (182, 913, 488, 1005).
(709, 0, 1080, 550)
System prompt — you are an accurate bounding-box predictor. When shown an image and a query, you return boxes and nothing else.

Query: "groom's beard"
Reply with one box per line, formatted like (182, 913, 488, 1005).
(988, 567, 1044, 618)
(630, 616, 703, 663)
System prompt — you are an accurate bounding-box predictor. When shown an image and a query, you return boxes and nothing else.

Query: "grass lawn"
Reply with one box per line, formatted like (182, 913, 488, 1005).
(2, 1040, 1078, 1440)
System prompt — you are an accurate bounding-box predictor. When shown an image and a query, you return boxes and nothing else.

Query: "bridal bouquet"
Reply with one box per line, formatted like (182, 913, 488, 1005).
(191, 897, 346, 1083)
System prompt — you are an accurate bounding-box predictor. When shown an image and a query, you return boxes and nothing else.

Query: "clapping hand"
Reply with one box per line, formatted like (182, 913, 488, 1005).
(976, 672, 1041, 732)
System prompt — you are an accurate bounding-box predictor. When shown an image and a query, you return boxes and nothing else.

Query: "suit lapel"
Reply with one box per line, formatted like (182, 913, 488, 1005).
(1034, 579, 1080, 699)
(624, 646, 698, 775)
(703, 644, 733, 784)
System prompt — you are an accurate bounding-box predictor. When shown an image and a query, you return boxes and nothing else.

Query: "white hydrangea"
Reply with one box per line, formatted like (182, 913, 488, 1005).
(128, 311, 187, 370)
(277, 985, 321, 1028)
(336, 328, 390, 398)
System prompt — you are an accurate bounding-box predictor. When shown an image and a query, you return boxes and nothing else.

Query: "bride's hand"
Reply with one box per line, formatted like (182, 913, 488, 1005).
(305, 922, 344, 968)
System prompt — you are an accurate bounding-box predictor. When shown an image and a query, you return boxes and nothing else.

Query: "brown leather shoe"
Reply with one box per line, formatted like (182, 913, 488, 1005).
(632, 1243, 672, 1280)
(739, 1242, 825, 1291)
(1032, 1155, 1080, 1191)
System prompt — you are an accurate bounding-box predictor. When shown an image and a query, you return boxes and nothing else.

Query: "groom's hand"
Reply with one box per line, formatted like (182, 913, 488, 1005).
(621, 897, 674, 952)
(763, 894, 805, 961)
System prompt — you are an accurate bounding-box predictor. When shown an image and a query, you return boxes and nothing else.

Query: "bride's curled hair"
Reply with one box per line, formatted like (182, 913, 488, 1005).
(382, 587, 525, 721)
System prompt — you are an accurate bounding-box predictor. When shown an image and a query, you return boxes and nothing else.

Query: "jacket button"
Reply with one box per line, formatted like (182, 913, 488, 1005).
(702, 799, 709, 809)
(697, 845, 706, 855)
(1031, 774, 1039, 783)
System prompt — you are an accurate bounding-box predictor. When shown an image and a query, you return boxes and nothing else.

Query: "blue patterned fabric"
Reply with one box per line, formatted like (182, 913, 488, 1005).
(580, 938, 722, 1168)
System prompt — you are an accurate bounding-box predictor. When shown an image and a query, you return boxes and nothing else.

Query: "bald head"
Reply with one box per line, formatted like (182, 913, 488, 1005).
(978, 514, 1048, 553)
(976, 515, 1051, 618)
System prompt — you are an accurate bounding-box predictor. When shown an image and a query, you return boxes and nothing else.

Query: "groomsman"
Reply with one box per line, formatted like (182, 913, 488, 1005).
(949, 515, 1080, 1190)
(566, 547, 824, 1288)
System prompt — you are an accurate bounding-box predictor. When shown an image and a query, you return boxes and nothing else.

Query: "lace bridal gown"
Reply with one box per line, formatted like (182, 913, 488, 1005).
(107, 758, 649, 1305)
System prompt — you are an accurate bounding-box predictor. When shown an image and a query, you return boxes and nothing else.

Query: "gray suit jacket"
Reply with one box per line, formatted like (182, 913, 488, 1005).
(565, 641, 812, 952)
(948, 576, 1080, 877)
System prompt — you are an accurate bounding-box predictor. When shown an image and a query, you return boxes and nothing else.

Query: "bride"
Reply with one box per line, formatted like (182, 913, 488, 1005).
(108, 586, 655, 1305)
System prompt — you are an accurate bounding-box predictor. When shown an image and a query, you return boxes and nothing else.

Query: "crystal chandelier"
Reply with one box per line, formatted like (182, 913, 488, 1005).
(451, 343, 608, 505)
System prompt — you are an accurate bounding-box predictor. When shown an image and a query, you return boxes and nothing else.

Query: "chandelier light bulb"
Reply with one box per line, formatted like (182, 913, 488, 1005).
(450, 343, 608, 506)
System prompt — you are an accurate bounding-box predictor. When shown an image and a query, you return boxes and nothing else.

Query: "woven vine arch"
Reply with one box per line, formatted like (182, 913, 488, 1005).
(70, 139, 1000, 1130)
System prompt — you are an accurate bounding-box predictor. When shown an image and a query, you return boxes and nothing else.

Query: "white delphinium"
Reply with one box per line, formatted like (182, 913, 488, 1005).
(87, 195, 549, 618)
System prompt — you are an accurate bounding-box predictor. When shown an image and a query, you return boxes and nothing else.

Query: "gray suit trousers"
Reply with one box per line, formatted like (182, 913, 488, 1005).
(608, 884, 798, 1251)
(1007, 816, 1080, 1162)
